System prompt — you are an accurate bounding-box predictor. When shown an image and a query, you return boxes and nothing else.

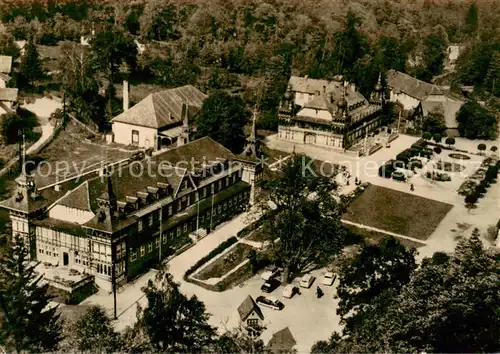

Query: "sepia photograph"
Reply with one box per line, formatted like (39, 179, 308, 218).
(0, 0, 499, 352)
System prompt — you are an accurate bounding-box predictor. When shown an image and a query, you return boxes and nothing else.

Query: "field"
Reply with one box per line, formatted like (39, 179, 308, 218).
(193, 243, 254, 281)
(343, 185, 453, 240)
(34, 120, 134, 187)
(344, 224, 426, 249)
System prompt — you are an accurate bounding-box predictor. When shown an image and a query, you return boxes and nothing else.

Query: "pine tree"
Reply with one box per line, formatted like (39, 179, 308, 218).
(72, 306, 121, 352)
(18, 39, 44, 89)
(465, 1, 479, 35)
(0, 236, 62, 352)
(485, 51, 500, 96)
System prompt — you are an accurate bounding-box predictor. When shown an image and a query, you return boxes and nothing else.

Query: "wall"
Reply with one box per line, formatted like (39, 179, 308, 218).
(298, 108, 333, 120)
(389, 91, 420, 110)
(278, 126, 344, 149)
(112, 121, 157, 149)
(49, 205, 94, 224)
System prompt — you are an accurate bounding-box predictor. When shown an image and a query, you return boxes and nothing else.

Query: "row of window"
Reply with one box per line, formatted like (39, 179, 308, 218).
(129, 193, 247, 263)
(137, 174, 239, 233)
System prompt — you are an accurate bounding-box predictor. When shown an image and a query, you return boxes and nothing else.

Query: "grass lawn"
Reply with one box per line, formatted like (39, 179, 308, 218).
(343, 185, 453, 240)
(35, 121, 133, 187)
(345, 224, 426, 249)
(194, 243, 254, 281)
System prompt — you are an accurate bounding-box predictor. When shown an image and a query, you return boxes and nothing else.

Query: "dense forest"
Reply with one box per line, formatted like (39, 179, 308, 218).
(0, 0, 499, 130)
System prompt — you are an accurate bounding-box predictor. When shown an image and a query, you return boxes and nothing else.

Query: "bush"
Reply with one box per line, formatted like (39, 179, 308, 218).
(184, 236, 238, 277)
(478, 143, 487, 152)
(492, 146, 498, 152)
(445, 137, 455, 146)
(434, 147, 442, 154)
(422, 132, 432, 140)
(433, 133, 442, 143)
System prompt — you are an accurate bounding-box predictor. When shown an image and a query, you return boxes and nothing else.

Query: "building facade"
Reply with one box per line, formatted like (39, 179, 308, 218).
(386, 69, 445, 110)
(0, 137, 256, 291)
(111, 84, 206, 150)
(277, 75, 383, 151)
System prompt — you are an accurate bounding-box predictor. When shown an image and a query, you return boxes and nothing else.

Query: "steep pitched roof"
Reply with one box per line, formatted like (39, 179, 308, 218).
(112, 85, 207, 129)
(288, 76, 366, 104)
(267, 327, 297, 353)
(0, 55, 12, 73)
(237, 295, 264, 321)
(421, 100, 463, 129)
(0, 88, 18, 102)
(56, 181, 92, 212)
(386, 69, 443, 101)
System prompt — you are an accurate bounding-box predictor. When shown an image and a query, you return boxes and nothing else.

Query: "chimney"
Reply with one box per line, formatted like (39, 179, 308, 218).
(123, 80, 129, 111)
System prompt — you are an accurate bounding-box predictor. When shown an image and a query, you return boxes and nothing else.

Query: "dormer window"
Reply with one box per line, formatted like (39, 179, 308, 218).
(138, 219, 143, 232)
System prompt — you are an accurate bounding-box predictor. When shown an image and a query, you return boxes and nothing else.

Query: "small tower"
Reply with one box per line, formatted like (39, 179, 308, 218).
(96, 166, 118, 224)
(242, 107, 259, 157)
(370, 72, 384, 105)
(178, 103, 190, 147)
(5, 132, 45, 259)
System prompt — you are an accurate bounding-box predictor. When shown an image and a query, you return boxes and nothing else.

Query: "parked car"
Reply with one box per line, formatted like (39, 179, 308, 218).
(256, 296, 284, 311)
(391, 171, 407, 181)
(321, 272, 336, 286)
(282, 284, 299, 298)
(261, 265, 280, 281)
(299, 274, 316, 288)
(261, 278, 281, 293)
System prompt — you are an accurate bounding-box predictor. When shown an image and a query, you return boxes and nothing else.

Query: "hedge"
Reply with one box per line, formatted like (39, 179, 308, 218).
(184, 236, 238, 278)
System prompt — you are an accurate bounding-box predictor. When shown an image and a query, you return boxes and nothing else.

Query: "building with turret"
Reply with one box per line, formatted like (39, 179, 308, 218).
(277, 75, 383, 151)
(0, 137, 257, 291)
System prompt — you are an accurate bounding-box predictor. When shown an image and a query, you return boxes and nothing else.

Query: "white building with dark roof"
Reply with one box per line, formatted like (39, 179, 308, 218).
(0, 55, 18, 112)
(278, 75, 383, 151)
(386, 69, 445, 110)
(111, 84, 207, 150)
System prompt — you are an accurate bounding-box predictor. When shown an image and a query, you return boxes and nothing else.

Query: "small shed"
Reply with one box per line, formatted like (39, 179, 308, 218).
(237, 295, 264, 328)
(266, 327, 297, 353)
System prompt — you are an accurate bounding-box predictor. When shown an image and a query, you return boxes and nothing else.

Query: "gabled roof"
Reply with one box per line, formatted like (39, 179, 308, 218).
(0, 88, 18, 102)
(0, 55, 12, 73)
(237, 295, 263, 321)
(112, 85, 207, 129)
(386, 69, 443, 101)
(267, 327, 296, 352)
(56, 181, 92, 212)
(420, 100, 463, 129)
(288, 76, 366, 105)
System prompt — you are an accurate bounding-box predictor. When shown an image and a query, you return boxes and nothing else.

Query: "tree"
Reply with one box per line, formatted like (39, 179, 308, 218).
(422, 132, 432, 140)
(313, 235, 500, 353)
(434, 146, 442, 154)
(261, 154, 345, 283)
(124, 266, 216, 352)
(1, 109, 39, 144)
(18, 39, 43, 88)
(423, 112, 447, 135)
(465, 193, 478, 212)
(214, 328, 265, 354)
(140, 0, 179, 41)
(336, 237, 416, 332)
(445, 136, 455, 147)
(456, 101, 498, 140)
(464, 1, 479, 35)
(196, 91, 250, 152)
(0, 33, 21, 62)
(90, 28, 137, 83)
(71, 306, 121, 352)
(478, 143, 487, 153)
(59, 42, 104, 128)
(491, 146, 498, 153)
(432, 133, 442, 143)
(485, 51, 500, 96)
(0, 236, 62, 352)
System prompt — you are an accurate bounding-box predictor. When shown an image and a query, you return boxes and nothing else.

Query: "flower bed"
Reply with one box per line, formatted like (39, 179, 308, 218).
(193, 243, 255, 281)
(449, 153, 471, 160)
(436, 161, 465, 172)
(184, 236, 238, 278)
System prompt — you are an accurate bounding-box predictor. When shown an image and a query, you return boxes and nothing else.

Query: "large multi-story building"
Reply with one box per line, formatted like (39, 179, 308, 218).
(0, 136, 260, 291)
(277, 75, 383, 151)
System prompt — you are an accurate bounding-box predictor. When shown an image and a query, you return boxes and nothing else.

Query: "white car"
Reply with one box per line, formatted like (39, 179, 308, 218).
(261, 265, 280, 281)
(299, 274, 316, 288)
(282, 284, 299, 298)
(321, 272, 336, 286)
